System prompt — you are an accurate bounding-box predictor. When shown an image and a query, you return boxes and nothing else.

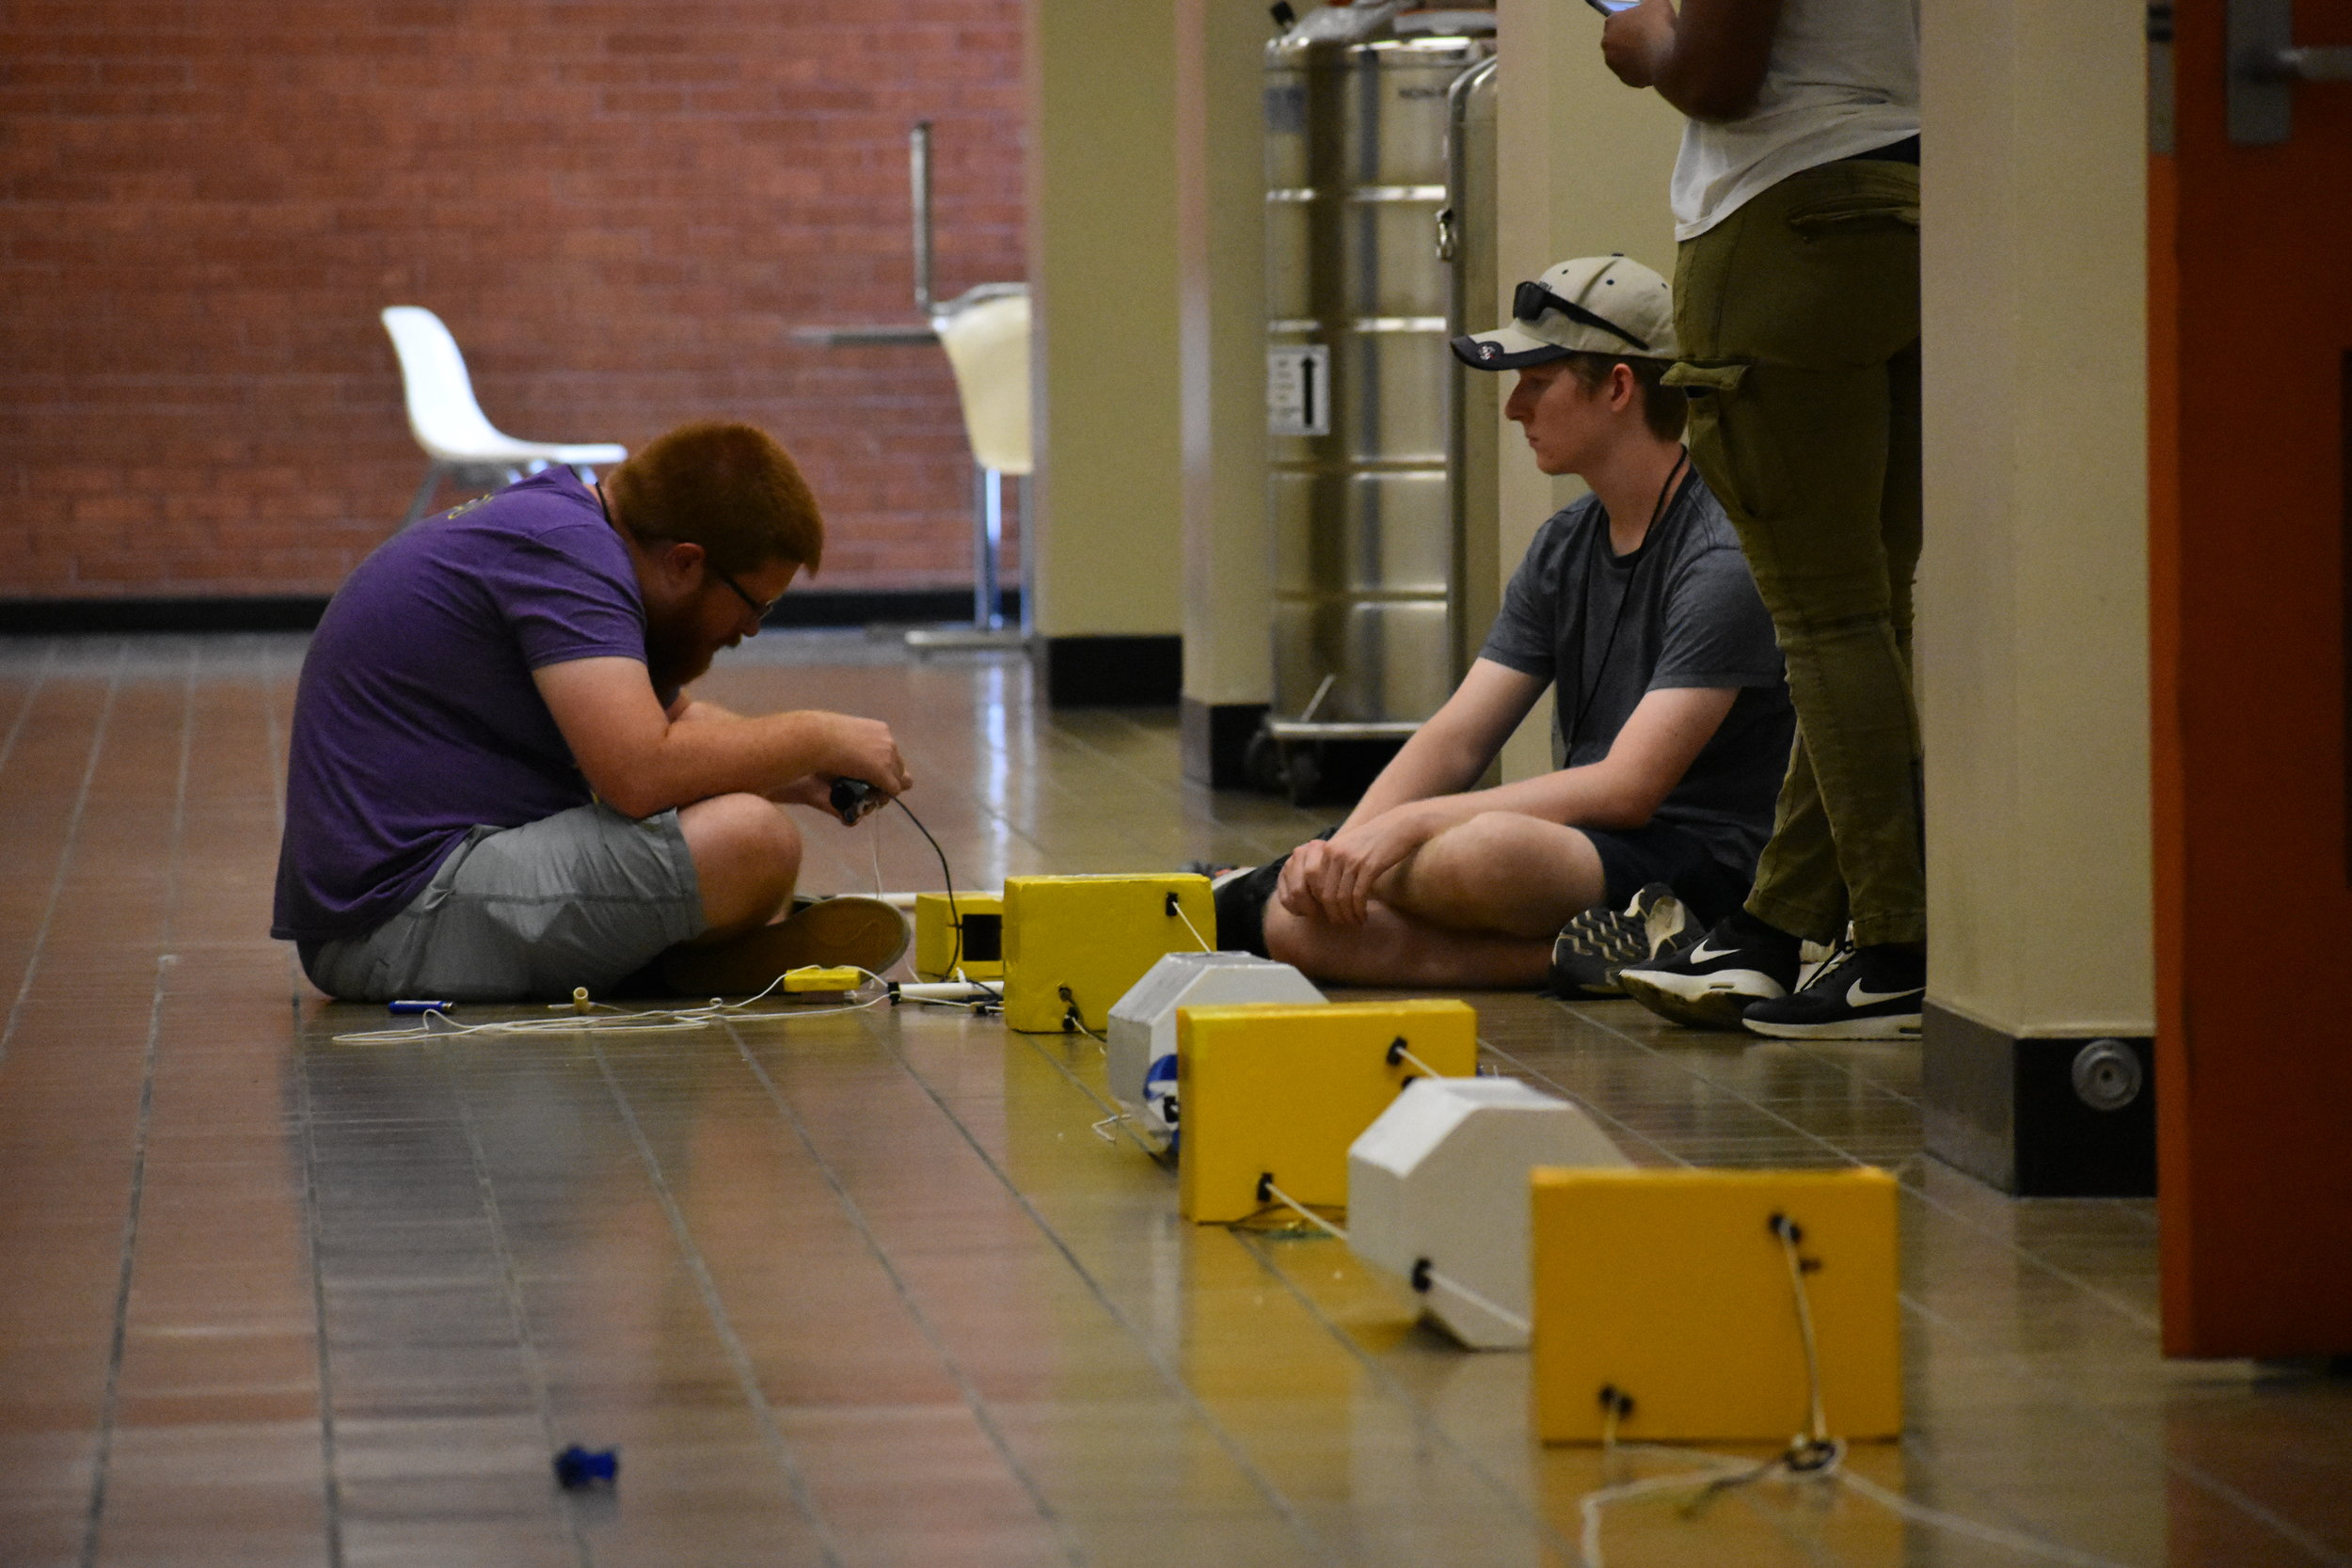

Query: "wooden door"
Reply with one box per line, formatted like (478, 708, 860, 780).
(2152, 0, 2352, 1356)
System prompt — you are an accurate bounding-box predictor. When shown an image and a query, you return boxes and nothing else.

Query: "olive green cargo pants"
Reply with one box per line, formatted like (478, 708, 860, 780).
(1666, 158, 1924, 947)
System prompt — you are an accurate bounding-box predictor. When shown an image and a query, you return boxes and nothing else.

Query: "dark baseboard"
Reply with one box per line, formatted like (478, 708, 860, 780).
(1038, 635, 1182, 707)
(1922, 1002, 2155, 1197)
(0, 589, 1019, 637)
(0, 596, 334, 634)
(1180, 698, 1269, 787)
(764, 588, 1021, 629)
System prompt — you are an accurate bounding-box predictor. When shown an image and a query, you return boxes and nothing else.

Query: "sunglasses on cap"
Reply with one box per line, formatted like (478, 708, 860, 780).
(1512, 279, 1651, 352)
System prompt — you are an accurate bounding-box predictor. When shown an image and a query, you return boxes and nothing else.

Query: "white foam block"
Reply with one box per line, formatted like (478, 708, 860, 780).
(1347, 1077, 1629, 1350)
(1104, 952, 1324, 1147)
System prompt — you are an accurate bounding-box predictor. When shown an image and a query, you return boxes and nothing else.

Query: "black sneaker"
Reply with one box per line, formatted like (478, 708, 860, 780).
(1616, 910, 1804, 1032)
(1546, 882, 1696, 998)
(1740, 942, 1924, 1040)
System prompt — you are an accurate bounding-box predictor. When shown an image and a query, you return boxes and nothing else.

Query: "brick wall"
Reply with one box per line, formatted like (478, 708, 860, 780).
(0, 0, 1024, 598)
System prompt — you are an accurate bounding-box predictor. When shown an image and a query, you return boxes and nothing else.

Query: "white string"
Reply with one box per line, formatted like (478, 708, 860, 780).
(1391, 1043, 1443, 1079)
(1421, 1266, 1531, 1337)
(1168, 895, 1211, 953)
(1258, 1179, 1349, 1241)
(1775, 1221, 1829, 1447)
(329, 968, 892, 1044)
(870, 833, 886, 898)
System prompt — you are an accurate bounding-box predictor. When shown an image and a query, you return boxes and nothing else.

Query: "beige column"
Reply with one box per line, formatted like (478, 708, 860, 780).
(1025, 0, 1185, 700)
(1490, 0, 1681, 781)
(1173, 0, 1274, 781)
(1918, 0, 2153, 1185)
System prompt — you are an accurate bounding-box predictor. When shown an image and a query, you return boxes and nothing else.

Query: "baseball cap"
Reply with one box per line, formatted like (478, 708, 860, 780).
(1449, 254, 1679, 372)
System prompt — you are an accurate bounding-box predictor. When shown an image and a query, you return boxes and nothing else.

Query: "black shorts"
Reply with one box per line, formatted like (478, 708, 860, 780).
(1583, 819, 1752, 927)
(1214, 820, 1752, 959)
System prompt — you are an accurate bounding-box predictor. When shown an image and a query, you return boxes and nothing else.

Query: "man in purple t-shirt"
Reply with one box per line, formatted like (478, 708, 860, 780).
(274, 420, 913, 1002)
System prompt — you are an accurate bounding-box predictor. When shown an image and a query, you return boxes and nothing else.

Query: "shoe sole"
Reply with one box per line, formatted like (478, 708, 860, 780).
(661, 896, 912, 996)
(1742, 1012, 1922, 1041)
(1617, 968, 1785, 1032)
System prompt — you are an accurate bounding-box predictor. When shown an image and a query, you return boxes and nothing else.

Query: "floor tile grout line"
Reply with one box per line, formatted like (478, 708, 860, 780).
(1472, 1034, 1693, 1169)
(853, 1008, 1346, 1566)
(294, 1045, 348, 1568)
(724, 1023, 1091, 1568)
(1224, 1227, 1580, 1566)
(585, 1037, 849, 1568)
(1552, 1000, 2163, 1335)
(1895, 1290, 2352, 1566)
(0, 641, 125, 1062)
(445, 1053, 602, 1568)
(78, 643, 197, 1568)
(0, 640, 57, 780)
(263, 639, 345, 1567)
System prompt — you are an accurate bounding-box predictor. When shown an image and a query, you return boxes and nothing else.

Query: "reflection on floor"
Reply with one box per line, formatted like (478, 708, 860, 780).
(0, 631, 2346, 1568)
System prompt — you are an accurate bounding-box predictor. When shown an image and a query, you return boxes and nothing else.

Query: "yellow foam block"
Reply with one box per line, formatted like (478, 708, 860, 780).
(782, 966, 866, 992)
(1531, 1167, 1901, 1444)
(1177, 1000, 1478, 1223)
(1000, 874, 1215, 1034)
(914, 892, 1005, 981)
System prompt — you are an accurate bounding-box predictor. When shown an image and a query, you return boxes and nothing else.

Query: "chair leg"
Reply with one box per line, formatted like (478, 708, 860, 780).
(399, 462, 445, 530)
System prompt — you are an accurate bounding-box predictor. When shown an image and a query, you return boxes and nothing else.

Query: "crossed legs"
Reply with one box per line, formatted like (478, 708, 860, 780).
(1263, 811, 1607, 988)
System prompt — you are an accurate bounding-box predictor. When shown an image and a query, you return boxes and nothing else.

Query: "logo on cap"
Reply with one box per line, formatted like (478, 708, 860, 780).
(1478, 341, 1499, 360)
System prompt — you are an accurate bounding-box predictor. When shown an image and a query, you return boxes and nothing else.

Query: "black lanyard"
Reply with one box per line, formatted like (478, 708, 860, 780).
(1564, 449, 1689, 751)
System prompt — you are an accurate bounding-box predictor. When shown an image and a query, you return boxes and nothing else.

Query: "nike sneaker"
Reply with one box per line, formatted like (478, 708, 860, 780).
(1615, 909, 1804, 1031)
(1546, 882, 1697, 998)
(1740, 942, 1925, 1040)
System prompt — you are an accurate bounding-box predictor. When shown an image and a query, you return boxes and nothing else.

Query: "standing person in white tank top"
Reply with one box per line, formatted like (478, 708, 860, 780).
(1597, 0, 1930, 1042)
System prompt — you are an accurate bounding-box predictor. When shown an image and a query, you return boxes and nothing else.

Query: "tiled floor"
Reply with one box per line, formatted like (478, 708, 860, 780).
(2, 631, 2348, 1568)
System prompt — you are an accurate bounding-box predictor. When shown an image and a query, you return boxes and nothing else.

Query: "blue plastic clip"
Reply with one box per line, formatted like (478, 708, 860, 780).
(552, 1445, 618, 1489)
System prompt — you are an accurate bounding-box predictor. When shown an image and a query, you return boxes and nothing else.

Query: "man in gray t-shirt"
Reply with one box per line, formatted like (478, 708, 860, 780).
(1234, 256, 1794, 991)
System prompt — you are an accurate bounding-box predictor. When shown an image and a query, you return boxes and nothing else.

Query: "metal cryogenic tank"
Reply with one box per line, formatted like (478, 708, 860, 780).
(1262, 14, 1495, 789)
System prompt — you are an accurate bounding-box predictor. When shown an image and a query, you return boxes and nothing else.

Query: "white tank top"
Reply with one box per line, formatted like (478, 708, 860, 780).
(1669, 0, 1920, 240)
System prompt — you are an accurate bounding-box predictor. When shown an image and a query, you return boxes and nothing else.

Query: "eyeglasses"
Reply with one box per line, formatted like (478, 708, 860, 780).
(706, 560, 779, 623)
(1512, 279, 1651, 352)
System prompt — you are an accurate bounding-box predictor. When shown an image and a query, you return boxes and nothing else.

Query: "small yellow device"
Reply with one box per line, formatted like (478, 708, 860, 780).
(914, 892, 1005, 981)
(999, 874, 1215, 1034)
(1530, 1167, 1901, 1444)
(781, 966, 866, 994)
(1176, 999, 1478, 1223)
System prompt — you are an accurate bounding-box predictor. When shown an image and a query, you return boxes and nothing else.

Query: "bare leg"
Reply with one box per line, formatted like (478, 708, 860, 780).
(1380, 812, 1608, 938)
(674, 793, 802, 943)
(1265, 899, 1553, 988)
(1265, 811, 1610, 988)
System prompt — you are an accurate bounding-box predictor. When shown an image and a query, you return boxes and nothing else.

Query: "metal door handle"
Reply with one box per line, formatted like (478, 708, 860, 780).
(2230, 0, 2350, 142)
(2266, 44, 2352, 80)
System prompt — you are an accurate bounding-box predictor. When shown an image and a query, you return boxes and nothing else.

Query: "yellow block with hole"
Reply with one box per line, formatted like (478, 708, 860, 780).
(1531, 1167, 1901, 1444)
(1177, 1000, 1478, 1223)
(1000, 874, 1216, 1034)
(914, 892, 1005, 981)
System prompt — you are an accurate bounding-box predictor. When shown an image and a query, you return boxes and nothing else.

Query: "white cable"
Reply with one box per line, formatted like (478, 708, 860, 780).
(1168, 895, 1212, 953)
(871, 833, 886, 898)
(330, 968, 892, 1044)
(1258, 1179, 1349, 1242)
(1421, 1266, 1531, 1337)
(1391, 1043, 1444, 1079)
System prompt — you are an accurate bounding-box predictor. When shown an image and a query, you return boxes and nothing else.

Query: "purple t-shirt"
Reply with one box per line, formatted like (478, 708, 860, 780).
(271, 469, 649, 942)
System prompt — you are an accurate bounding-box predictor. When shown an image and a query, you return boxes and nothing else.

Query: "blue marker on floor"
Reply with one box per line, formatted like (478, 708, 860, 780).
(388, 999, 456, 1014)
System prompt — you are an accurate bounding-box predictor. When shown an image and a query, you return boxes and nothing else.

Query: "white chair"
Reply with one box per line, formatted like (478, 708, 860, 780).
(930, 284, 1030, 635)
(380, 306, 628, 528)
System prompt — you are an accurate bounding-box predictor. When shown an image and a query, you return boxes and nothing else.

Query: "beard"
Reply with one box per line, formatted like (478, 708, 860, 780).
(644, 608, 717, 693)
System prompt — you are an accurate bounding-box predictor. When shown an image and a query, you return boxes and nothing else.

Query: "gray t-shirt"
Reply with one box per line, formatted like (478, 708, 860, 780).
(1479, 473, 1795, 872)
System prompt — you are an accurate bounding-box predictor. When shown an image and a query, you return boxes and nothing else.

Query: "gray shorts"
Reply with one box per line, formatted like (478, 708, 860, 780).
(302, 804, 707, 1003)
